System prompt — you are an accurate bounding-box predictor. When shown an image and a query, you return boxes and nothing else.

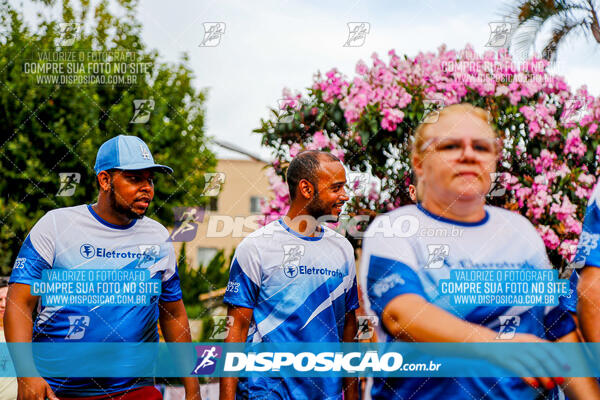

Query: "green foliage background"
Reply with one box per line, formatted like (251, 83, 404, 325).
(177, 243, 232, 341)
(0, 0, 216, 273)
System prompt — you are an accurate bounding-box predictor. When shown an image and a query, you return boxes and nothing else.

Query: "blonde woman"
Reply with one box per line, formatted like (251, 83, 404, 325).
(360, 104, 599, 399)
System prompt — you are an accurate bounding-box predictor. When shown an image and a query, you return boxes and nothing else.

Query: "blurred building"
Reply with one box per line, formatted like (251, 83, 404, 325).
(172, 158, 272, 269)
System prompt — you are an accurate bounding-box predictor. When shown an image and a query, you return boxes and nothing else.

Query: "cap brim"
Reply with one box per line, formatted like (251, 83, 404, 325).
(148, 165, 174, 174)
(113, 163, 173, 174)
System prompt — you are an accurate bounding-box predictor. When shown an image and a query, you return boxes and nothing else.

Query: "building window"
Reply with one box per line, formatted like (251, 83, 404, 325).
(197, 247, 218, 268)
(250, 196, 263, 214)
(207, 197, 218, 212)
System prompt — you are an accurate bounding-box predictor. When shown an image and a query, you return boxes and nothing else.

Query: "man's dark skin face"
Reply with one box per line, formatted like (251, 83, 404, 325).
(303, 161, 349, 221)
(93, 169, 155, 225)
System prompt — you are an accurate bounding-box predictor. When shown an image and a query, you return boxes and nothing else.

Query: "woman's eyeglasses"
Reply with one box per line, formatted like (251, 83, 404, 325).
(420, 137, 500, 159)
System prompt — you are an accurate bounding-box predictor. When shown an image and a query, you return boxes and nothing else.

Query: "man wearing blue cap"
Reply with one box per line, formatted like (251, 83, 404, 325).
(5, 136, 201, 400)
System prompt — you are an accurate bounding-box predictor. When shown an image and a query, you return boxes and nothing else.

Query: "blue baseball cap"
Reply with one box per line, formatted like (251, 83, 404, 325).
(94, 135, 173, 174)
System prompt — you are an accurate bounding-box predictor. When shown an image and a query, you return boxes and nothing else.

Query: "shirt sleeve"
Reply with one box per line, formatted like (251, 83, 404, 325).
(360, 216, 425, 319)
(544, 305, 576, 340)
(572, 184, 600, 269)
(559, 185, 600, 311)
(9, 212, 55, 285)
(514, 216, 576, 338)
(223, 240, 261, 309)
(521, 219, 577, 339)
(559, 270, 579, 313)
(344, 244, 359, 312)
(158, 242, 182, 302)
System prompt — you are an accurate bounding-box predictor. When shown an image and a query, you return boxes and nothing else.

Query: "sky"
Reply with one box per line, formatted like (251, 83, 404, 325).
(17, 0, 600, 160)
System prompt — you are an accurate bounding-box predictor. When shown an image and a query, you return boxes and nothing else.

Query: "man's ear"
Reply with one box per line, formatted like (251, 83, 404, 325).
(297, 179, 315, 200)
(97, 171, 112, 192)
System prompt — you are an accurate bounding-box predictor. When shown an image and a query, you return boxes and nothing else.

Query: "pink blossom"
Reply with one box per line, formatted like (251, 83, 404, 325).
(509, 92, 521, 105)
(564, 128, 586, 158)
(261, 45, 599, 267)
(271, 181, 288, 199)
(397, 90, 412, 108)
(495, 86, 510, 96)
(356, 60, 368, 75)
(314, 68, 348, 103)
(575, 185, 592, 199)
(381, 117, 396, 131)
(564, 215, 582, 235)
(532, 149, 557, 173)
(504, 173, 519, 188)
(331, 148, 345, 162)
(528, 183, 553, 219)
(343, 108, 360, 124)
(515, 186, 532, 208)
(519, 106, 536, 120)
(289, 143, 302, 158)
(558, 239, 578, 262)
(549, 195, 577, 222)
(529, 205, 546, 220)
(381, 108, 404, 131)
(312, 131, 330, 149)
(578, 173, 596, 186)
(554, 162, 571, 178)
(528, 121, 541, 136)
(537, 225, 561, 250)
(367, 182, 380, 202)
(353, 92, 369, 109)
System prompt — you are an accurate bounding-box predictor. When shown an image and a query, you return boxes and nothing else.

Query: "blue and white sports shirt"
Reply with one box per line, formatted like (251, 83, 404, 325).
(223, 218, 359, 400)
(360, 204, 575, 400)
(561, 183, 600, 313)
(10, 204, 182, 396)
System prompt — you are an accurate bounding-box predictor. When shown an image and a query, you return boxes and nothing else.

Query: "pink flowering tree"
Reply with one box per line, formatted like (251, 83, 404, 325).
(254, 45, 600, 270)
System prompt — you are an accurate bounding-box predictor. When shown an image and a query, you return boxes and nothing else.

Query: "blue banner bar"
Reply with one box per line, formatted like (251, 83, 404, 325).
(2, 342, 599, 377)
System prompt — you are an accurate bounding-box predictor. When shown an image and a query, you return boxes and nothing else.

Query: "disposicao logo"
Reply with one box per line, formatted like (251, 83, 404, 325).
(192, 345, 222, 375)
(224, 351, 404, 372)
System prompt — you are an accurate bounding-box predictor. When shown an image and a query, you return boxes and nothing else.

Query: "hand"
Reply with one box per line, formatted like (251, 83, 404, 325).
(17, 377, 58, 400)
(501, 333, 567, 390)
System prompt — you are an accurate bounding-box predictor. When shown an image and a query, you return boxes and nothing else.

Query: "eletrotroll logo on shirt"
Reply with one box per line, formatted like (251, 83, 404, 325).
(284, 265, 344, 279)
(79, 243, 159, 261)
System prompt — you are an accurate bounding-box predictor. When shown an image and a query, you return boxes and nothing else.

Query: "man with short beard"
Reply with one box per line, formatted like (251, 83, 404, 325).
(5, 135, 200, 400)
(220, 150, 359, 400)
